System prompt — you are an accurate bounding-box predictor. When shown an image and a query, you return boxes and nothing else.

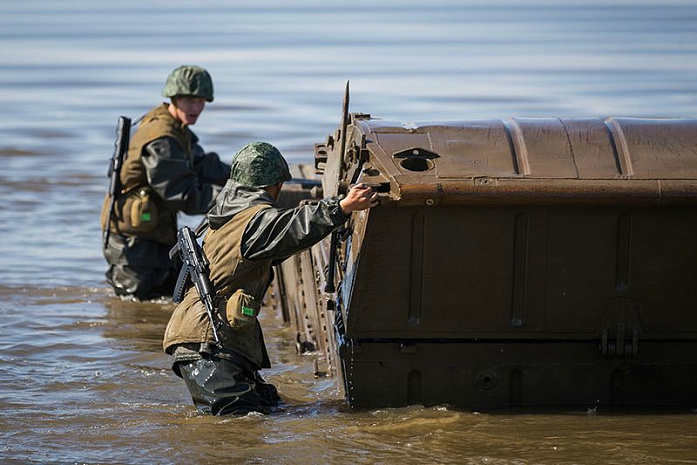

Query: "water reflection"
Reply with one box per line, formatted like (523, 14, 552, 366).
(102, 296, 174, 352)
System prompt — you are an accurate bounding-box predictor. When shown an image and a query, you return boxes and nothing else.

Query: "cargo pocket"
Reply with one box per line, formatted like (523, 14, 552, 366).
(225, 289, 261, 331)
(126, 188, 158, 233)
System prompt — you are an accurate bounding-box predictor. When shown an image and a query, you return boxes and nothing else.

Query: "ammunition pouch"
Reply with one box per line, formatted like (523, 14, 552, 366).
(224, 289, 261, 332)
(124, 187, 159, 233)
(101, 186, 160, 235)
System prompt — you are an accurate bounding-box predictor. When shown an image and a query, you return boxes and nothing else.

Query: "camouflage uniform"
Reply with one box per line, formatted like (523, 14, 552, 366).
(101, 66, 230, 300)
(163, 142, 349, 415)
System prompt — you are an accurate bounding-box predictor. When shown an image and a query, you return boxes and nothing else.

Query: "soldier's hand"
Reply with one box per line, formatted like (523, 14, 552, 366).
(339, 183, 379, 214)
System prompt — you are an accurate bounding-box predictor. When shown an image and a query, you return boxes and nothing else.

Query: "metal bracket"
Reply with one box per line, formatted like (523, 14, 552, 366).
(600, 322, 639, 357)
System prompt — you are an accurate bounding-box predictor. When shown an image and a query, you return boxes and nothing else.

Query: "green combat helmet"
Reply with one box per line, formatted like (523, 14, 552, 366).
(162, 65, 214, 102)
(230, 142, 292, 188)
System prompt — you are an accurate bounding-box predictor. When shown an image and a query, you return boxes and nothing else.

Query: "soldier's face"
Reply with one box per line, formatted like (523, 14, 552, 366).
(171, 97, 206, 125)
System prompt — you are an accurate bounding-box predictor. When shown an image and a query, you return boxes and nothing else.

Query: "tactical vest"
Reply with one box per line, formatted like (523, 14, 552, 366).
(163, 203, 274, 369)
(100, 103, 195, 245)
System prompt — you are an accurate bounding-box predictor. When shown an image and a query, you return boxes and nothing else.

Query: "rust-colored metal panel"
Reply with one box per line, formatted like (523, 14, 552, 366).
(351, 116, 697, 206)
(341, 342, 697, 408)
(342, 205, 697, 339)
(504, 117, 578, 178)
(561, 117, 619, 176)
(605, 117, 697, 178)
(277, 107, 697, 409)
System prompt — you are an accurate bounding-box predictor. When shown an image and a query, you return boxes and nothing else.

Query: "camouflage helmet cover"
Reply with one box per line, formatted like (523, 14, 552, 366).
(162, 65, 214, 102)
(230, 142, 292, 188)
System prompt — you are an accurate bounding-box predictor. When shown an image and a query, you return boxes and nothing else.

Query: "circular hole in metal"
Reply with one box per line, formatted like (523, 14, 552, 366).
(476, 370, 499, 390)
(400, 157, 433, 172)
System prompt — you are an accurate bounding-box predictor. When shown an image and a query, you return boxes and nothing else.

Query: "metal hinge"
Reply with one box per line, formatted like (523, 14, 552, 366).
(600, 322, 639, 357)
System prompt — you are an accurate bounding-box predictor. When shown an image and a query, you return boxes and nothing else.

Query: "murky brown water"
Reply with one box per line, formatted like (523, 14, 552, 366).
(1, 1, 697, 463)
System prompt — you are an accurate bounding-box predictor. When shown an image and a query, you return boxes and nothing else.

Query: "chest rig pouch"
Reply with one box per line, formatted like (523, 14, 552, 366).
(215, 261, 270, 334)
(101, 186, 159, 235)
(123, 187, 159, 233)
(224, 289, 262, 331)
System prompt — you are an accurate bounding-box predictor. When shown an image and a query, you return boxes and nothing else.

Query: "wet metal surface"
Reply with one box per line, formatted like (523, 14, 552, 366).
(288, 114, 697, 409)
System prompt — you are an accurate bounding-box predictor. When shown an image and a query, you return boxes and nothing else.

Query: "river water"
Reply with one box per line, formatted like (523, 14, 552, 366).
(1, 1, 697, 463)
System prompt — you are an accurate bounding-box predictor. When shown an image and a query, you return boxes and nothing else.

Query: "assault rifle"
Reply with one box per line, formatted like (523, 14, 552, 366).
(102, 116, 132, 249)
(169, 226, 222, 345)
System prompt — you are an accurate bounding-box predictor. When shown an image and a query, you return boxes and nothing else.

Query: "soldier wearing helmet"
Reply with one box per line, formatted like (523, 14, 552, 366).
(101, 65, 230, 301)
(163, 142, 378, 415)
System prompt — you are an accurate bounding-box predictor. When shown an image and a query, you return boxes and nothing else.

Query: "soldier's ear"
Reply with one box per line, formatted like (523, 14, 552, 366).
(274, 182, 284, 200)
(263, 183, 282, 200)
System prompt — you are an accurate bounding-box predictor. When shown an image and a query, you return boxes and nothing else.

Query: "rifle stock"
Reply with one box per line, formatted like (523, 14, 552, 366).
(102, 116, 132, 249)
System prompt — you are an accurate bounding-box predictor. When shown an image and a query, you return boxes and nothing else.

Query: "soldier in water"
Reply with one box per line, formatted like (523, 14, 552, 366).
(101, 65, 230, 301)
(163, 142, 378, 415)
